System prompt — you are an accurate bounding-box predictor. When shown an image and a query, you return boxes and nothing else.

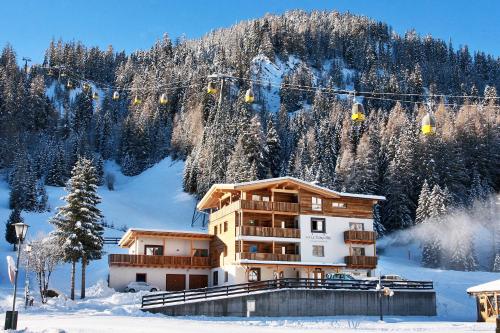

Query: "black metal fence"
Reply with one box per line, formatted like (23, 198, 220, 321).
(141, 278, 433, 308)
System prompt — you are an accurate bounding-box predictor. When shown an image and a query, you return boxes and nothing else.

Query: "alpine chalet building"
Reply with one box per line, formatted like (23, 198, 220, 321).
(197, 177, 385, 286)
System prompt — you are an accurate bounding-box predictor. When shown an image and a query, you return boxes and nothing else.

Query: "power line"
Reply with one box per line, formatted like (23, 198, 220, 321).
(40, 66, 500, 109)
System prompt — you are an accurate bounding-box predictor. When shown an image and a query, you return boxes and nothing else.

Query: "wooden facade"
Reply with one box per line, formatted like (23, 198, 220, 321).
(198, 177, 383, 271)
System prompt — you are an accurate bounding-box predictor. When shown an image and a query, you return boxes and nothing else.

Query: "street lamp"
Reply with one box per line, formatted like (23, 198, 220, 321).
(5, 222, 29, 330)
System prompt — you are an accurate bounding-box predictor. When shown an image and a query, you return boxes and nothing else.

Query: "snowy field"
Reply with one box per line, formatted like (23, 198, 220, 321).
(0, 158, 497, 332)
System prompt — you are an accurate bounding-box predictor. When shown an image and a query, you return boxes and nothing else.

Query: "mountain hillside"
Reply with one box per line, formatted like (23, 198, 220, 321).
(0, 10, 499, 272)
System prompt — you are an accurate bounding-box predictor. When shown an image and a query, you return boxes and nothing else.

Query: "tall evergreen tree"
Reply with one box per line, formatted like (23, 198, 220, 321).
(5, 209, 22, 250)
(50, 157, 104, 300)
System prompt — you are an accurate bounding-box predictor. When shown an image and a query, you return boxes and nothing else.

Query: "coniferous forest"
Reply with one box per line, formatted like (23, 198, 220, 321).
(1, 10, 499, 270)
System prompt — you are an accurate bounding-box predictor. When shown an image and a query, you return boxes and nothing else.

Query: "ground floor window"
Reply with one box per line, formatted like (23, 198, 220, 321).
(224, 271, 229, 282)
(248, 268, 261, 282)
(136, 273, 146, 282)
(213, 271, 219, 286)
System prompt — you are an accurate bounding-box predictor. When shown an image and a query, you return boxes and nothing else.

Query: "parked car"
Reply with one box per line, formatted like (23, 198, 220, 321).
(124, 281, 159, 293)
(327, 273, 358, 281)
(381, 274, 407, 282)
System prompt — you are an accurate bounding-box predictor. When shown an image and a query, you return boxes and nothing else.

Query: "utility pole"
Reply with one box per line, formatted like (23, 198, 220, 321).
(22, 57, 32, 75)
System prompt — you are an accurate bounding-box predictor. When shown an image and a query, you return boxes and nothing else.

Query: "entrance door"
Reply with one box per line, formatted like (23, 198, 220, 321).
(313, 269, 324, 286)
(166, 274, 186, 291)
(189, 274, 208, 290)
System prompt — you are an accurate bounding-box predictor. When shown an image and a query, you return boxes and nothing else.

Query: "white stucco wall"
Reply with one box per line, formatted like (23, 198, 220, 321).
(109, 266, 210, 291)
(299, 215, 375, 263)
(127, 238, 210, 255)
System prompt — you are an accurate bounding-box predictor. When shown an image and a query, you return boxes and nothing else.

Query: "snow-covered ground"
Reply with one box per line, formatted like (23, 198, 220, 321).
(0, 157, 497, 332)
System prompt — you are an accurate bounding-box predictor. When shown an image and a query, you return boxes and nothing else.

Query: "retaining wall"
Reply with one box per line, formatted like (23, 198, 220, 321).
(144, 289, 436, 317)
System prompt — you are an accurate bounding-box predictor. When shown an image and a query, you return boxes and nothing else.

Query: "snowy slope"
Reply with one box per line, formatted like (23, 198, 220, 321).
(0, 157, 200, 296)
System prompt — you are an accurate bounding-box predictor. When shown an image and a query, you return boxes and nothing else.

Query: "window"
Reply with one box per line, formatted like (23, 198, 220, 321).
(214, 226, 218, 235)
(223, 221, 228, 232)
(224, 271, 229, 283)
(252, 194, 261, 201)
(249, 245, 258, 253)
(213, 271, 219, 286)
(136, 273, 146, 282)
(261, 196, 270, 202)
(248, 268, 261, 282)
(352, 247, 366, 256)
(312, 197, 322, 211)
(311, 218, 326, 233)
(312, 245, 325, 257)
(349, 222, 364, 231)
(193, 249, 209, 257)
(332, 201, 347, 208)
(144, 245, 163, 256)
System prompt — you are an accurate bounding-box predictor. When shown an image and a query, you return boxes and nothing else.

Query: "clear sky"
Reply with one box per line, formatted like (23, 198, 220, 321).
(1, 0, 499, 64)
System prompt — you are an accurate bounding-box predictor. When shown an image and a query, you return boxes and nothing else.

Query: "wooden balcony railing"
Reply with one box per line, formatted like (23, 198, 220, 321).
(210, 200, 241, 221)
(240, 200, 299, 214)
(345, 255, 378, 268)
(239, 252, 300, 262)
(343, 230, 376, 244)
(108, 254, 210, 268)
(240, 225, 300, 238)
(210, 200, 299, 221)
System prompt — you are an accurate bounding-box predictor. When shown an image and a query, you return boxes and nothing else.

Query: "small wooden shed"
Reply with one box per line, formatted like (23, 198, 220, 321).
(467, 279, 500, 322)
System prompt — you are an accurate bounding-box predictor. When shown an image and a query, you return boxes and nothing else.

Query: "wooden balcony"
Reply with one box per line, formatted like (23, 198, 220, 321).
(345, 255, 378, 269)
(210, 200, 240, 221)
(210, 200, 299, 221)
(108, 254, 210, 268)
(239, 252, 300, 262)
(240, 199, 299, 214)
(343, 230, 376, 244)
(240, 225, 300, 238)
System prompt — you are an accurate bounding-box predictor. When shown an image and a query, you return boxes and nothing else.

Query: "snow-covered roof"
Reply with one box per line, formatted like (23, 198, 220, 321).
(119, 228, 211, 247)
(198, 176, 385, 209)
(467, 279, 500, 294)
(239, 259, 346, 267)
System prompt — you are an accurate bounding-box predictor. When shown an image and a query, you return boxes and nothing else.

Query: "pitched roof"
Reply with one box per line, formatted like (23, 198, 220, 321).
(467, 279, 500, 294)
(197, 176, 385, 210)
(118, 228, 212, 247)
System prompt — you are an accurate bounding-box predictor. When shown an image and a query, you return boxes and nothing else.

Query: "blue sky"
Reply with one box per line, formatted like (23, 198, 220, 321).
(1, 0, 499, 64)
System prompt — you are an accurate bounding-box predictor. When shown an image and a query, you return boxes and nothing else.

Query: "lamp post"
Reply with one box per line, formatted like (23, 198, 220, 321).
(24, 243, 32, 309)
(4, 222, 29, 330)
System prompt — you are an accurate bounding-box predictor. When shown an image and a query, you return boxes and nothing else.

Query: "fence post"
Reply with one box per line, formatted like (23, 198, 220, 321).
(226, 286, 229, 296)
(183, 290, 186, 302)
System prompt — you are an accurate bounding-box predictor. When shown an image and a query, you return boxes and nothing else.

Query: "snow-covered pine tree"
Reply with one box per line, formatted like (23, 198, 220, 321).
(415, 180, 431, 224)
(35, 180, 48, 212)
(353, 132, 380, 194)
(5, 209, 22, 250)
(493, 253, 500, 272)
(263, 118, 281, 178)
(421, 184, 446, 268)
(46, 145, 67, 187)
(50, 157, 104, 300)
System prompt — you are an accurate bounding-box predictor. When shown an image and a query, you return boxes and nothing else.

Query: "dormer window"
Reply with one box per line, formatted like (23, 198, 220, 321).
(312, 197, 322, 211)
